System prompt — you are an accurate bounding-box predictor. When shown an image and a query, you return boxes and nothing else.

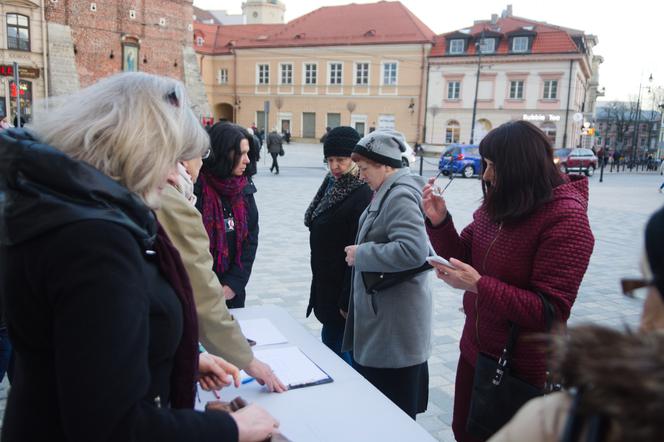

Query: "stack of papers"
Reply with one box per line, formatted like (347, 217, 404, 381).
(251, 346, 333, 389)
(237, 318, 288, 346)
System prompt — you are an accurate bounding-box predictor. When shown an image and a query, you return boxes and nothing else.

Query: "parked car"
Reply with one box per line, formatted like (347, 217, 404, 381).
(401, 141, 416, 167)
(554, 148, 598, 176)
(438, 144, 482, 178)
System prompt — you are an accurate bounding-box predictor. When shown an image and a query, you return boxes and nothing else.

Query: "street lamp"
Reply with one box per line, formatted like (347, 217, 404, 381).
(469, 29, 486, 145)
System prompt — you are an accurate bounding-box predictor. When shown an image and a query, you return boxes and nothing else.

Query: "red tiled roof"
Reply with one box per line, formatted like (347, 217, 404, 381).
(431, 15, 581, 57)
(195, 1, 435, 55)
(193, 6, 219, 25)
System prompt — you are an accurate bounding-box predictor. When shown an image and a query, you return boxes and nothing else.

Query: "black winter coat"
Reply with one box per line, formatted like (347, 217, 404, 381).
(305, 173, 372, 324)
(195, 179, 259, 309)
(0, 129, 237, 442)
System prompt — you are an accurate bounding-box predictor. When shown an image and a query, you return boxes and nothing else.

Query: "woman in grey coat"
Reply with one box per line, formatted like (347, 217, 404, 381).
(342, 129, 432, 419)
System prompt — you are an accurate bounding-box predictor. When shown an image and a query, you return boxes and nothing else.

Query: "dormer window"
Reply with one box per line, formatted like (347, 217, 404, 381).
(449, 39, 465, 54)
(511, 36, 529, 53)
(478, 38, 496, 54)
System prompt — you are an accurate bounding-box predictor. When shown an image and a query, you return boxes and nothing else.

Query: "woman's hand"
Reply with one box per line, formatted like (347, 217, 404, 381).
(222, 285, 236, 300)
(198, 352, 241, 390)
(245, 358, 287, 393)
(344, 245, 357, 266)
(431, 258, 481, 294)
(422, 177, 448, 227)
(231, 404, 280, 442)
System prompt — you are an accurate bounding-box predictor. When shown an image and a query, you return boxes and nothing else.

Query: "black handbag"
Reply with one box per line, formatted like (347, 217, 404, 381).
(361, 262, 432, 295)
(466, 293, 556, 440)
(278, 146, 285, 156)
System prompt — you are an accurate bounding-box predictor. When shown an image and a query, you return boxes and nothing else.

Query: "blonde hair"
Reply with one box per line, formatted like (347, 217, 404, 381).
(29, 72, 209, 208)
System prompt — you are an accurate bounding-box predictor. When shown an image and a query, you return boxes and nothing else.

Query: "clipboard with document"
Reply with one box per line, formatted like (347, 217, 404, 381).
(250, 346, 333, 390)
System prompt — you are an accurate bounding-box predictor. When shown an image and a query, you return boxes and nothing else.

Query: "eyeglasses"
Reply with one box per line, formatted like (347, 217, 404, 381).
(620, 278, 653, 298)
(202, 147, 211, 160)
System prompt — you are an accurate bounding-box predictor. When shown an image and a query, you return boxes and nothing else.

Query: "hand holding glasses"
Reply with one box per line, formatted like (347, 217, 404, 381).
(432, 170, 454, 197)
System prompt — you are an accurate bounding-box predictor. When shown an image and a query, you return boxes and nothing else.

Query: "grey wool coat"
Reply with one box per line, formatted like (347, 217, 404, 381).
(342, 168, 432, 368)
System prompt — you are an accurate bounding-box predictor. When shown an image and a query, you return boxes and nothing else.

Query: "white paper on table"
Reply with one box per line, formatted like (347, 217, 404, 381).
(252, 346, 332, 389)
(237, 318, 288, 346)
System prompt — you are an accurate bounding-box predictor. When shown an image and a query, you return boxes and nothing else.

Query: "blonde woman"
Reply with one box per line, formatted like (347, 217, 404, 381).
(0, 73, 278, 442)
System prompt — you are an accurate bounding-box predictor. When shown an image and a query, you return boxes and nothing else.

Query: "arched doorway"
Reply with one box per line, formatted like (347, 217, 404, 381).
(445, 120, 460, 144)
(474, 119, 492, 143)
(214, 103, 234, 123)
(540, 122, 557, 146)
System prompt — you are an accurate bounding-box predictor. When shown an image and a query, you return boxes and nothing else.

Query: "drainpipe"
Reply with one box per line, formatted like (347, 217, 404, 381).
(562, 59, 573, 147)
(41, 3, 49, 97)
(233, 48, 238, 123)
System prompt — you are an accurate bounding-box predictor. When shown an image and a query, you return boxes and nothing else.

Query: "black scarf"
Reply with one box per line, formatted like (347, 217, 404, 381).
(304, 170, 365, 228)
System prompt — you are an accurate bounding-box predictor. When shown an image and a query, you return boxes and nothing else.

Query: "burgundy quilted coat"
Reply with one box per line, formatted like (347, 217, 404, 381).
(427, 175, 594, 386)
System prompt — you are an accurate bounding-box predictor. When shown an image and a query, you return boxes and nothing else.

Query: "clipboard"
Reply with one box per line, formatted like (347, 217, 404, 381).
(251, 346, 334, 390)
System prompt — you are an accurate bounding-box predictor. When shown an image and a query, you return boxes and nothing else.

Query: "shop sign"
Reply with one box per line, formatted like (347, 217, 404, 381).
(0, 65, 40, 79)
(522, 113, 561, 122)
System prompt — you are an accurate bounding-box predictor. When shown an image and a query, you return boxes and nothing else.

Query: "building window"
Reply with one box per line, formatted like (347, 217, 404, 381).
(509, 80, 524, 99)
(257, 64, 269, 85)
(280, 63, 293, 85)
(541, 122, 557, 145)
(305, 63, 317, 85)
(355, 62, 369, 85)
(478, 38, 495, 54)
(449, 39, 465, 54)
(543, 80, 558, 99)
(445, 120, 460, 143)
(447, 81, 460, 99)
(329, 63, 342, 85)
(195, 36, 204, 47)
(6, 13, 30, 51)
(512, 36, 529, 53)
(382, 62, 397, 86)
(217, 69, 228, 85)
(9, 79, 32, 120)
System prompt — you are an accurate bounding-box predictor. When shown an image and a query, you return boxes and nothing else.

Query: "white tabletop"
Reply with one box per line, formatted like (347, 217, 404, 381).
(196, 305, 436, 442)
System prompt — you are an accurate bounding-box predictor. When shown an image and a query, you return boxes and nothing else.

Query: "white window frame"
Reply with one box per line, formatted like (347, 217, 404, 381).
(303, 63, 318, 85)
(257, 63, 270, 85)
(543, 80, 558, 99)
(354, 62, 369, 86)
(509, 80, 524, 99)
(217, 68, 228, 85)
(279, 63, 293, 85)
(381, 61, 398, 86)
(512, 36, 529, 53)
(447, 81, 460, 99)
(449, 39, 465, 54)
(328, 62, 343, 85)
(195, 36, 204, 47)
(478, 38, 495, 54)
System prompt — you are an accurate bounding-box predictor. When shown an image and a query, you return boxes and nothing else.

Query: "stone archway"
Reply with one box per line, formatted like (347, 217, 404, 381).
(214, 103, 234, 123)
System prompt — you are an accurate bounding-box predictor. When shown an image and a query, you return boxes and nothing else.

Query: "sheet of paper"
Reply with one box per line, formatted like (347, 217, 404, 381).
(253, 346, 332, 388)
(237, 318, 288, 346)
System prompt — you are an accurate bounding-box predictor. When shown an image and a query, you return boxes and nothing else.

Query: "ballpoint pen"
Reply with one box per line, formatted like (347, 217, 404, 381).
(241, 377, 256, 385)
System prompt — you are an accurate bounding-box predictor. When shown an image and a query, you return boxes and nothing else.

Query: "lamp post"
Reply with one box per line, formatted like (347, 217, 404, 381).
(469, 29, 486, 145)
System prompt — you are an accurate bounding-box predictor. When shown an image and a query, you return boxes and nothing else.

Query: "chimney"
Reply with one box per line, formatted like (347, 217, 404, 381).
(491, 13, 498, 24)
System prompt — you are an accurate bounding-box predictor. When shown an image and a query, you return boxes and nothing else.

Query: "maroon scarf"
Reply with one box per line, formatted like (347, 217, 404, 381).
(154, 222, 199, 409)
(199, 169, 249, 273)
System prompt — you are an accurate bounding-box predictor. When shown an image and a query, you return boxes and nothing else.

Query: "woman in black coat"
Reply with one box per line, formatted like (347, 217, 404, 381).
(197, 123, 259, 308)
(304, 126, 372, 362)
(0, 73, 277, 442)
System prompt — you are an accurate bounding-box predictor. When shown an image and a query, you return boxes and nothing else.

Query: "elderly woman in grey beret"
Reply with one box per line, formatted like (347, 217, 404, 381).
(342, 129, 432, 419)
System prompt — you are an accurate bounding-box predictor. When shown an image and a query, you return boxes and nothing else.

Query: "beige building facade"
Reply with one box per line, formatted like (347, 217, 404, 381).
(200, 44, 430, 141)
(0, 0, 47, 123)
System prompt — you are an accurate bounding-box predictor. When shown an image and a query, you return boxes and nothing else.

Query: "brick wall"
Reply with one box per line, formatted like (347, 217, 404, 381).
(45, 0, 192, 87)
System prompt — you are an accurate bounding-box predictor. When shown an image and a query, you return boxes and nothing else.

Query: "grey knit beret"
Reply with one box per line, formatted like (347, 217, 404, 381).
(353, 129, 406, 168)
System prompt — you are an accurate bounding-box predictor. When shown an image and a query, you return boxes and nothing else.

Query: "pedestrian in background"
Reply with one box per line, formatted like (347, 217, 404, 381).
(267, 127, 283, 174)
(0, 72, 278, 442)
(343, 129, 432, 419)
(490, 204, 664, 442)
(423, 120, 594, 441)
(305, 126, 372, 363)
(196, 123, 259, 309)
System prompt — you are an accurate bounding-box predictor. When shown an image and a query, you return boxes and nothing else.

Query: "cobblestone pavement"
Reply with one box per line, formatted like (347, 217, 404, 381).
(1, 143, 662, 440)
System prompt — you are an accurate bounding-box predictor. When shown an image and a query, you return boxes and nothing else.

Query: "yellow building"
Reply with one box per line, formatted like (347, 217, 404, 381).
(194, 1, 434, 143)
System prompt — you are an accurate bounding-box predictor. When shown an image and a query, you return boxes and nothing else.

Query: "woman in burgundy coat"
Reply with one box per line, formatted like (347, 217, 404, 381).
(423, 121, 594, 442)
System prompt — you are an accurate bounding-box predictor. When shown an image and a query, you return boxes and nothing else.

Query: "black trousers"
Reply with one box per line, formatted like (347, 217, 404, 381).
(270, 152, 279, 173)
(354, 360, 429, 419)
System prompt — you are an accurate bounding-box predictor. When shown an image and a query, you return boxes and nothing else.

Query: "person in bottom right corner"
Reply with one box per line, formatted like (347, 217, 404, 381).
(489, 204, 664, 442)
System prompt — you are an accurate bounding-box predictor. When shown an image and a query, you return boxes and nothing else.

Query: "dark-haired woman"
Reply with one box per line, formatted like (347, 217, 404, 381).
(422, 120, 594, 441)
(197, 123, 257, 309)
